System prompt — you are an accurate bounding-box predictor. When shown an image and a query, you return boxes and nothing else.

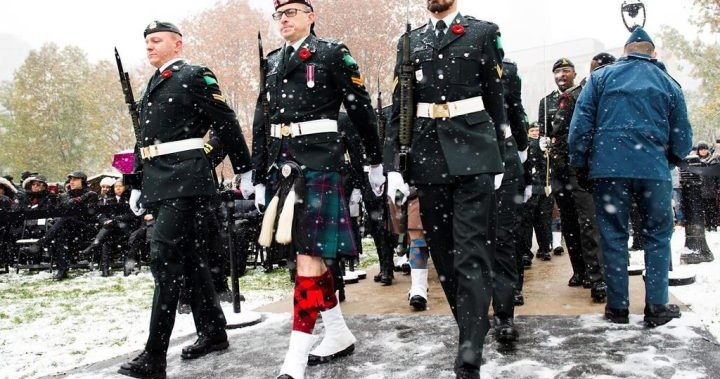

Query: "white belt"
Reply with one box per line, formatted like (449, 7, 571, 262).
(270, 119, 338, 138)
(140, 138, 205, 160)
(416, 96, 486, 119)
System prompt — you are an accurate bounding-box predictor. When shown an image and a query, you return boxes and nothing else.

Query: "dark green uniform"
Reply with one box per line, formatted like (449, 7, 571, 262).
(252, 34, 382, 259)
(133, 60, 251, 356)
(384, 14, 506, 370)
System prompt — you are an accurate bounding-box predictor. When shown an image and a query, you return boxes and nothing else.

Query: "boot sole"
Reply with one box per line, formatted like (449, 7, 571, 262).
(644, 317, 674, 327)
(495, 330, 519, 343)
(307, 343, 355, 366)
(181, 340, 229, 360)
(117, 368, 166, 379)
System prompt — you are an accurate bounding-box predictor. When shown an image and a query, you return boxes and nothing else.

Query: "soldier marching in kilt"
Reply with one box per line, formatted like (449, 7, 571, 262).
(251, 1, 384, 378)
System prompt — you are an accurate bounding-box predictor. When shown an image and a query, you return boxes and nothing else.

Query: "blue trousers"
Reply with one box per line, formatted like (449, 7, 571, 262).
(592, 178, 673, 309)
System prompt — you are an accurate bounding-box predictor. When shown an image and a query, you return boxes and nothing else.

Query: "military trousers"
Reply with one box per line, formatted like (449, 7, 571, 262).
(417, 174, 496, 368)
(552, 170, 604, 283)
(592, 178, 673, 309)
(145, 197, 226, 356)
(492, 177, 520, 318)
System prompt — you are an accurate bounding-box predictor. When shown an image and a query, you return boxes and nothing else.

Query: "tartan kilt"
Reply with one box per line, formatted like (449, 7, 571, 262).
(292, 169, 357, 259)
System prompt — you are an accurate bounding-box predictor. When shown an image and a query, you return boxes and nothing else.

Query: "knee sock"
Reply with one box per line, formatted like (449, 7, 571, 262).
(292, 274, 325, 333)
(293, 270, 338, 333)
(408, 239, 428, 269)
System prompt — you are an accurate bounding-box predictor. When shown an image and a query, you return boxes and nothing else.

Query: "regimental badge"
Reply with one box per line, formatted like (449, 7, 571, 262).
(281, 164, 292, 178)
(148, 21, 157, 29)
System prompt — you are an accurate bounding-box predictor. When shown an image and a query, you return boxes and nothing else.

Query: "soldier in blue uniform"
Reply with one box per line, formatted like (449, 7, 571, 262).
(118, 21, 253, 379)
(384, 0, 507, 377)
(569, 27, 693, 327)
(251, 1, 384, 378)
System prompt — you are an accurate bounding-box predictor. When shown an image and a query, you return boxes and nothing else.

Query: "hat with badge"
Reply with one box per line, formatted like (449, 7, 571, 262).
(274, 0, 313, 10)
(144, 20, 183, 38)
(552, 58, 575, 72)
(625, 26, 654, 47)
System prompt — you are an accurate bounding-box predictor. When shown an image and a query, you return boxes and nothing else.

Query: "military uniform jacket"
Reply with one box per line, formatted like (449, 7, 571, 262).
(384, 14, 507, 185)
(501, 58, 529, 182)
(549, 84, 582, 179)
(252, 34, 382, 184)
(523, 138, 548, 194)
(133, 61, 251, 204)
(537, 90, 560, 137)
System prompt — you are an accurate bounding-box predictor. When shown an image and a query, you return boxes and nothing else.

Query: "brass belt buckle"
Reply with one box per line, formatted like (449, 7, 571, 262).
(281, 124, 291, 137)
(431, 103, 450, 119)
(141, 147, 150, 159)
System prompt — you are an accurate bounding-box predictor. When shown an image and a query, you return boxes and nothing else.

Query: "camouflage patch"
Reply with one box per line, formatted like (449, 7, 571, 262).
(203, 74, 218, 86)
(212, 93, 225, 102)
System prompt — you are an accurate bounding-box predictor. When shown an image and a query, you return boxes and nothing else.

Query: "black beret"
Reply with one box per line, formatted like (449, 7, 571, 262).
(144, 21, 182, 38)
(274, 0, 313, 10)
(591, 53, 616, 70)
(552, 58, 574, 72)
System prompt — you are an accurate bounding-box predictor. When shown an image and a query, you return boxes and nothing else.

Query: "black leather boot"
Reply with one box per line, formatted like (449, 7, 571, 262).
(604, 306, 629, 324)
(118, 351, 166, 379)
(493, 315, 519, 343)
(181, 332, 229, 359)
(644, 304, 681, 327)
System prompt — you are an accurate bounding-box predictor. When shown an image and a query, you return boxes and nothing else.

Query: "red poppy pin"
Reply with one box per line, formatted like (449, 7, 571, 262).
(451, 24, 465, 35)
(161, 70, 172, 79)
(298, 48, 312, 61)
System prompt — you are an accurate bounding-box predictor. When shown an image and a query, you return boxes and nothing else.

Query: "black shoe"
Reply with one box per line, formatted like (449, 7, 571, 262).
(338, 287, 346, 303)
(568, 273, 583, 287)
(380, 268, 393, 286)
(307, 343, 355, 365)
(644, 304, 681, 327)
(181, 334, 229, 359)
(514, 290, 524, 306)
(680, 252, 715, 264)
(553, 246, 564, 256)
(582, 274, 593, 289)
(409, 295, 427, 311)
(401, 263, 411, 275)
(277, 375, 293, 379)
(118, 351, 166, 379)
(53, 269, 69, 281)
(591, 281, 607, 303)
(536, 251, 551, 261)
(373, 273, 382, 282)
(493, 316, 519, 343)
(522, 254, 533, 268)
(604, 307, 629, 324)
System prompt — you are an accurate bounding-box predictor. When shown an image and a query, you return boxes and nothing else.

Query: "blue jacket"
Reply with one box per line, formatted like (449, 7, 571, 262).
(568, 53, 693, 180)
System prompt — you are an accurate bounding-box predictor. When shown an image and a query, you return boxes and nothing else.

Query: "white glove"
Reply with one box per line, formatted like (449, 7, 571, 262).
(386, 171, 410, 205)
(523, 185, 533, 203)
(539, 137, 551, 152)
(129, 189, 145, 216)
(254, 184, 266, 213)
(350, 188, 362, 204)
(239, 170, 255, 199)
(368, 164, 386, 196)
(518, 148, 528, 163)
(494, 173, 504, 190)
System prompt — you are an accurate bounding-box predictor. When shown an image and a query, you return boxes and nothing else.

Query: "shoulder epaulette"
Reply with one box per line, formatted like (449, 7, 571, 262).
(267, 47, 282, 57)
(318, 37, 340, 46)
(502, 57, 516, 66)
(411, 23, 427, 32)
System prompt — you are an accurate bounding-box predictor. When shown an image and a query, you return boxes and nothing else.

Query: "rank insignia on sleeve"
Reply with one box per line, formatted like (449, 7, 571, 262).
(496, 64, 503, 78)
(212, 93, 225, 102)
(351, 75, 364, 87)
(392, 76, 398, 93)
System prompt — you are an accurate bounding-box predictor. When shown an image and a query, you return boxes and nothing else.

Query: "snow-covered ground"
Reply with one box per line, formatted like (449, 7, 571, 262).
(0, 232, 717, 379)
(0, 268, 290, 379)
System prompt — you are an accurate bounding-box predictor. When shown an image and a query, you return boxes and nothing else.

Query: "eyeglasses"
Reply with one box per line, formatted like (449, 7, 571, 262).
(272, 8, 310, 21)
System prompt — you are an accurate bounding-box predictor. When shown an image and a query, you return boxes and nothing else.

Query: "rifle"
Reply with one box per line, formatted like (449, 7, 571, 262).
(395, 23, 415, 257)
(114, 48, 141, 143)
(257, 33, 272, 152)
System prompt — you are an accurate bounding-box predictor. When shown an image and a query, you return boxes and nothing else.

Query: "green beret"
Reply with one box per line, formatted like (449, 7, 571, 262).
(144, 20, 182, 38)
